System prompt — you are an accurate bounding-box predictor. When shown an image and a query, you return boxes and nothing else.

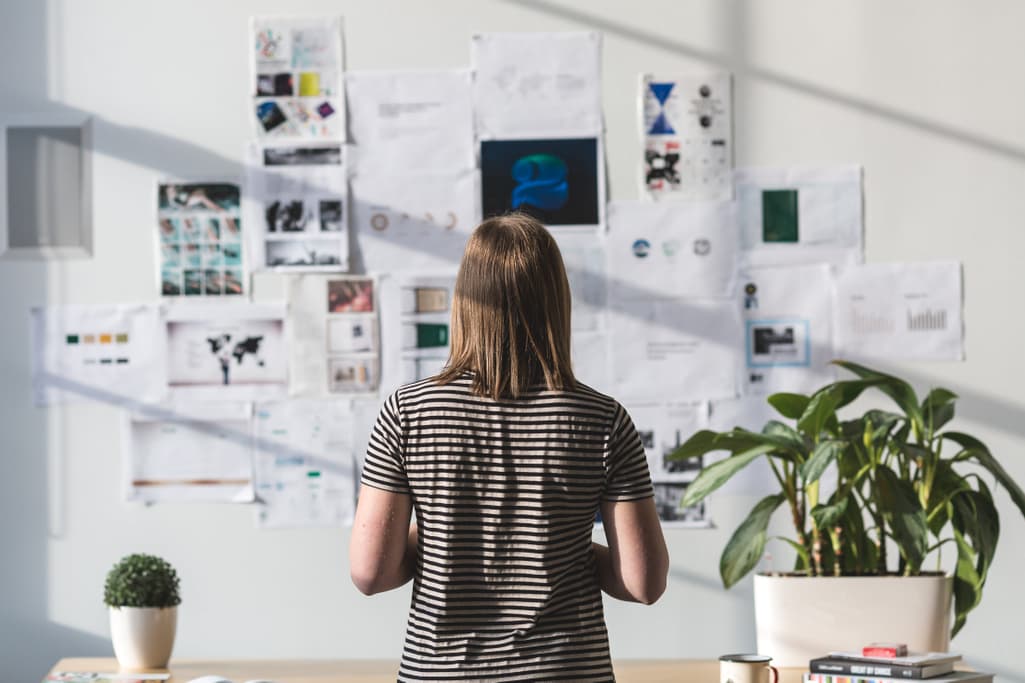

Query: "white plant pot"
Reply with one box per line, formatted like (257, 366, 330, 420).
(109, 606, 177, 670)
(754, 573, 952, 668)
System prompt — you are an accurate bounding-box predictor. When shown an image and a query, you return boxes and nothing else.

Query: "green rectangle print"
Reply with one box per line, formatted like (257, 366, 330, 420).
(762, 189, 799, 243)
(417, 323, 449, 348)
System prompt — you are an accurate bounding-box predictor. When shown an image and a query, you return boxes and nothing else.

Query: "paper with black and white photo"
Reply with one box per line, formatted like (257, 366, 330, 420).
(157, 180, 244, 298)
(607, 200, 738, 302)
(164, 302, 288, 401)
(350, 170, 478, 272)
(833, 261, 964, 361)
(472, 32, 603, 138)
(253, 398, 356, 528)
(250, 16, 345, 141)
(735, 166, 863, 268)
(31, 304, 166, 406)
(123, 401, 254, 504)
(346, 69, 474, 173)
(641, 73, 733, 201)
(609, 298, 742, 403)
(244, 142, 348, 271)
(739, 263, 835, 395)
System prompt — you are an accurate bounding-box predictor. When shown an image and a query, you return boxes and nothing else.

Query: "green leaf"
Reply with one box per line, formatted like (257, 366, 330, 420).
(951, 484, 1000, 581)
(875, 467, 929, 572)
(762, 420, 808, 454)
(797, 386, 842, 438)
(767, 393, 809, 420)
(717, 428, 802, 459)
(833, 361, 924, 435)
(800, 440, 844, 483)
(951, 527, 981, 638)
(922, 387, 957, 436)
(720, 494, 786, 588)
(773, 536, 811, 572)
(811, 495, 850, 529)
(666, 430, 721, 462)
(680, 444, 776, 507)
(832, 378, 888, 409)
(943, 431, 1025, 521)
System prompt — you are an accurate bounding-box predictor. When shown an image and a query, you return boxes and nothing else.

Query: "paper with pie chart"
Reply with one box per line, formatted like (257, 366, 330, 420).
(607, 200, 738, 302)
(350, 170, 479, 272)
(641, 73, 733, 201)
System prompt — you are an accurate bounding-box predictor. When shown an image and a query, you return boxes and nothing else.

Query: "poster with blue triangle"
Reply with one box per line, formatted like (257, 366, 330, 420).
(647, 82, 676, 135)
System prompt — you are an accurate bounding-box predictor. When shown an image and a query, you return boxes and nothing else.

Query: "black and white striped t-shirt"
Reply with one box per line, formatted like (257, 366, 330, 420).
(361, 373, 654, 682)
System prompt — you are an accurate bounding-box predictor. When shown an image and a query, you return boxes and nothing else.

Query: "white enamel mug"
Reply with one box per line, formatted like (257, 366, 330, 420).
(719, 653, 779, 683)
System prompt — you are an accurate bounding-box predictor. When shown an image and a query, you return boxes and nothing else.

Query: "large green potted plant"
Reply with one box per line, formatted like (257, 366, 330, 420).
(670, 361, 1025, 666)
(104, 553, 181, 669)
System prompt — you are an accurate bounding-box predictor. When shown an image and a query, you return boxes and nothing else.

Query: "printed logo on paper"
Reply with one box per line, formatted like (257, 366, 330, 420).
(632, 239, 651, 258)
(510, 154, 569, 211)
(693, 238, 711, 256)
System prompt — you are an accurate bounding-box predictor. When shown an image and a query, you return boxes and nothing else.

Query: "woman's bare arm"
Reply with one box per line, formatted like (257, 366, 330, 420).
(595, 496, 669, 604)
(349, 484, 416, 595)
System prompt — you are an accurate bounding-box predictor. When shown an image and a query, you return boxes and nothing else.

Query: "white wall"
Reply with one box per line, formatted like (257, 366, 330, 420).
(2, 1, 1024, 681)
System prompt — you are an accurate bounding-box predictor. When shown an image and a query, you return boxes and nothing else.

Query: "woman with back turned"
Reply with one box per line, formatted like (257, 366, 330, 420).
(350, 213, 670, 682)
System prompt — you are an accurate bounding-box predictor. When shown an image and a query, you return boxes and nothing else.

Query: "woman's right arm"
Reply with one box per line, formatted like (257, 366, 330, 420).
(595, 497, 669, 604)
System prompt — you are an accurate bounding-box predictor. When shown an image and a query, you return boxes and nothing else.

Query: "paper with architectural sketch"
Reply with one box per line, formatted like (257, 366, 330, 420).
(739, 263, 836, 395)
(346, 69, 475, 173)
(157, 181, 245, 298)
(378, 272, 456, 398)
(286, 274, 379, 397)
(553, 233, 608, 332)
(625, 401, 712, 527)
(735, 166, 863, 267)
(607, 200, 738, 301)
(164, 302, 288, 401)
(350, 170, 478, 272)
(609, 298, 742, 402)
(641, 73, 733, 201)
(31, 304, 166, 407)
(123, 402, 254, 504)
(472, 32, 603, 137)
(244, 142, 348, 272)
(833, 261, 964, 361)
(250, 16, 345, 141)
(253, 399, 357, 528)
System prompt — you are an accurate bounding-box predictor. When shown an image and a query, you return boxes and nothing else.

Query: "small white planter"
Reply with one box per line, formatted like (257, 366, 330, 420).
(109, 606, 177, 670)
(754, 573, 952, 668)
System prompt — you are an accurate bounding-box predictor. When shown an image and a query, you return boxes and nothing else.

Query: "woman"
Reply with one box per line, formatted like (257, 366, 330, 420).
(350, 213, 669, 682)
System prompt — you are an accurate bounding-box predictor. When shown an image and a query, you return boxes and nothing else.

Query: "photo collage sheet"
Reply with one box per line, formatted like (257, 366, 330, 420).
(30, 21, 966, 531)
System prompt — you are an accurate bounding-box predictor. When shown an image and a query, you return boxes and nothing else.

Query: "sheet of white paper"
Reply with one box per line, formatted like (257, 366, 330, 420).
(346, 69, 474, 173)
(607, 200, 738, 301)
(472, 32, 603, 138)
(739, 263, 836, 395)
(625, 401, 712, 527)
(123, 401, 254, 503)
(250, 16, 346, 141)
(572, 331, 611, 395)
(833, 261, 964, 361)
(244, 142, 349, 272)
(706, 397, 779, 496)
(164, 302, 288, 401)
(156, 180, 245, 298)
(609, 298, 742, 402)
(641, 73, 733, 201)
(553, 233, 607, 332)
(31, 304, 166, 406)
(735, 166, 863, 268)
(378, 272, 456, 397)
(350, 170, 478, 272)
(253, 398, 356, 528)
(286, 274, 379, 397)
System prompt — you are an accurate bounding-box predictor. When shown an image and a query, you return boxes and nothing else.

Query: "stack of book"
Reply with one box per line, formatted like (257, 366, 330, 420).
(803, 650, 993, 683)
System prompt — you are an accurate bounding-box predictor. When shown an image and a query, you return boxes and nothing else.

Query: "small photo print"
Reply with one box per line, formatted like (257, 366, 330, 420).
(204, 269, 223, 295)
(221, 216, 241, 241)
(328, 315, 377, 354)
(162, 269, 182, 296)
(159, 218, 179, 242)
(265, 239, 343, 267)
(205, 218, 220, 241)
(328, 357, 376, 393)
(182, 217, 203, 243)
(402, 322, 449, 350)
(316, 101, 335, 119)
(159, 183, 241, 212)
(184, 269, 203, 295)
(161, 244, 180, 268)
(328, 278, 374, 313)
(257, 72, 294, 96)
(319, 199, 344, 232)
(653, 482, 707, 524)
(298, 71, 320, 96)
(262, 145, 342, 166)
(256, 100, 288, 132)
(183, 243, 201, 268)
(265, 199, 312, 232)
(291, 26, 338, 70)
(638, 430, 655, 449)
(222, 242, 242, 266)
(400, 286, 449, 314)
(663, 451, 702, 475)
(202, 244, 223, 267)
(224, 269, 244, 296)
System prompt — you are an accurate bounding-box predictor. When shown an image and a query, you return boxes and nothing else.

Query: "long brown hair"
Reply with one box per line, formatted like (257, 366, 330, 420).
(436, 213, 575, 399)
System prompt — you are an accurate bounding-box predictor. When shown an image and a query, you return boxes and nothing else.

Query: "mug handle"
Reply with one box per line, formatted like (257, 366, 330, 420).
(766, 665, 779, 683)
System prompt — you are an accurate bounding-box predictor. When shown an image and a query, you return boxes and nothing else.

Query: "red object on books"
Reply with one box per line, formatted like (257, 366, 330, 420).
(862, 642, 908, 658)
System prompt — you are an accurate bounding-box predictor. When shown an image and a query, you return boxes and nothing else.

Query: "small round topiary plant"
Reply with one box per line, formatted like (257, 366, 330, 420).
(104, 553, 181, 609)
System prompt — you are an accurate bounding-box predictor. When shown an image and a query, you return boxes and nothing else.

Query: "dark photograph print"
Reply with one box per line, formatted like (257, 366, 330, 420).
(480, 138, 600, 227)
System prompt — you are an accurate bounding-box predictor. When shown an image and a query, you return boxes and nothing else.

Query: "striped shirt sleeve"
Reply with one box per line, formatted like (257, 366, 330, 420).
(603, 402, 654, 501)
(360, 391, 410, 494)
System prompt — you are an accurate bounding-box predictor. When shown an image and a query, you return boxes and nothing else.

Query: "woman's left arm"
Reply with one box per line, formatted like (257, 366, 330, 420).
(349, 484, 416, 595)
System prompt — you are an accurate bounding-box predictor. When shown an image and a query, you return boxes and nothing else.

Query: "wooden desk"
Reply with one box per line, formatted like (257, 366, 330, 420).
(50, 658, 806, 682)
